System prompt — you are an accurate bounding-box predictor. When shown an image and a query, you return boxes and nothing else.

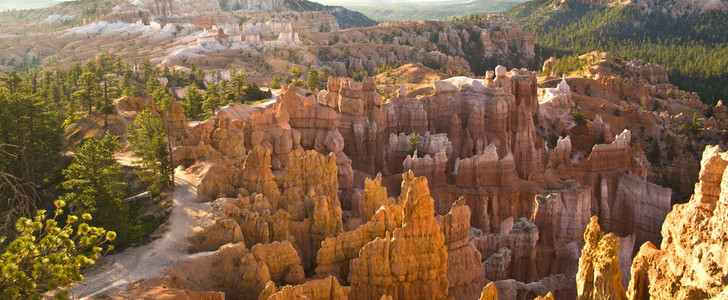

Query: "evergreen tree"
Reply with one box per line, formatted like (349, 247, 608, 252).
(189, 63, 206, 89)
(0, 80, 63, 184)
(202, 83, 222, 118)
(140, 58, 154, 83)
(120, 73, 140, 97)
(230, 69, 248, 102)
(407, 132, 420, 157)
(184, 85, 203, 119)
(290, 67, 302, 79)
(0, 200, 116, 299)
(101, 73, 119, 129)
(60, 135, 129, 235)
(270, 75, 282, 89)
(306, 69, 320, 91)
(72, 71, 102, 113)
(128, 109, 172, 195)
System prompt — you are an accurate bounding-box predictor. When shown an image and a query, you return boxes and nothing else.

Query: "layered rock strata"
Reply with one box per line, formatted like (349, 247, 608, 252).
(348, 172, 449, 300)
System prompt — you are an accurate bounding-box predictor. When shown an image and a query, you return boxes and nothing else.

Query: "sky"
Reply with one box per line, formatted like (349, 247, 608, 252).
(0, 0, 73, 11)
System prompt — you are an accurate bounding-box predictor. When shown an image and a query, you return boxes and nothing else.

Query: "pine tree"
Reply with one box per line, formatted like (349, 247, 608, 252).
(128, 109, 172, 195)
(202, 83, 222, 118)
(290, 67, 302, 79)
(0, 81, 63, 185)
(306, 69, 320, 91)
(121, 73, 140, 97)
(140, 58, 154, 83)
(60, 135, 129, 235)
(407, 132, 420, 157)
(101, 73, 119, 129)
(0, 200, 116, 299)
(270, 75, 281, 89)
(230, 69, 248, 102)
(72, 71, 102, 113)
(184, 85, 203, 119)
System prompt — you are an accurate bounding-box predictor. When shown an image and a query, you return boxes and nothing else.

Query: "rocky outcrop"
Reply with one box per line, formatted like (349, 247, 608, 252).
(454, 144, 518, 188)
(628, 145, 728, 299)
(323, 77, 387, 177)
(436, 199, 484, 299)
(478, 282, 498, 300)
(314, 201, 403, 282)
(164, 98, 188, 139)
(530, 188, 592, 280)
(264, 275, 349, 300)
(361, 173, 395, 222)
(348, 172, 449, 300)
(471, 217, 539, 282)
(576, 216, 627, 300)
(493, 274, 573, 300)
(315, 17, 533, 76)
(271, 85, 353, 192)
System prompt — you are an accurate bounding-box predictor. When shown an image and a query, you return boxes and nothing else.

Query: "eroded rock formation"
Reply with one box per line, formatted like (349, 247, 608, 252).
(628, 145, 728, 299)
(576, 217, 627, 300)
(348, 172, 449, 300)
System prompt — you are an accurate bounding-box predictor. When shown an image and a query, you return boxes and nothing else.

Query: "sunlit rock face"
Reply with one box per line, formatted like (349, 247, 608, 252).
(628, 145, 728, 299)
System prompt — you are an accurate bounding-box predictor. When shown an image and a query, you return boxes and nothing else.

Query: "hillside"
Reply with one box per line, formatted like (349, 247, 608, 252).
(504, 0, 728, 103)
(282, 0, 377, 28)
(317, 0, 529, 22)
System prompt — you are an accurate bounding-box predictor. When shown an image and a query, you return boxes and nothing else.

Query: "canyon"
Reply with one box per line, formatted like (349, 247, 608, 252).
(0, 0, 725, 299)
(80, 50, 726, 299)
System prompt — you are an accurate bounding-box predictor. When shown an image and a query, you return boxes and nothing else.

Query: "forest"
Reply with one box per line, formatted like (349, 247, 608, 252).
(0, 56, 283, 297)
(505, 0, 728, 103)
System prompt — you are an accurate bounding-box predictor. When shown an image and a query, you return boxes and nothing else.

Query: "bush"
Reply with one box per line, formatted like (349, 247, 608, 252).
(0, 200, 115, 299)
(572, 107, 588, 125)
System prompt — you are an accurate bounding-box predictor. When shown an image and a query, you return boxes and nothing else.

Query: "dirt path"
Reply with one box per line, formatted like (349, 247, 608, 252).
(71, 167, 210, 299)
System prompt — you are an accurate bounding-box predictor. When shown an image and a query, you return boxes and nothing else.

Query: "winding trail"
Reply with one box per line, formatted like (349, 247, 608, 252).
(71, 168, 210, 299)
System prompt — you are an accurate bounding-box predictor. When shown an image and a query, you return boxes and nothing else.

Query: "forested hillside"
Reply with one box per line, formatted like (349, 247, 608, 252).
(505, 0, 728, 103)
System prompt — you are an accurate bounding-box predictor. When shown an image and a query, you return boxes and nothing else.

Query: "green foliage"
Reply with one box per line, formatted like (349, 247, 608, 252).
(407, 132, 420, 157)
(183, 85, 203, 119)
(202, 83, 222, 118)
(242, 83, 272, 103)
(374, 61, 403, 75)
(121, 73, 141, 97)
(505, 0, 728, 102)
(140, 58, 154, 83)
(189, 63, 206, 89)
(290, 67, 302, 79)
(306, 69, 320, 90)
(0, 73, 63, 185)
(72, 71, 102, 113)
(648, 138, 661, 165)
(270, 75, 282, 89)
(352, 71, 369, 82)
(230, 69, 248, 102)
(679, 112, 703, 136)
(60, 135, 129, 238)
(572, 107, 588, 125)
(128, 109, 172, 195)
(0, 200, 115, 299)
(151, 85, 173, 110)
(541, 54, 589, 76)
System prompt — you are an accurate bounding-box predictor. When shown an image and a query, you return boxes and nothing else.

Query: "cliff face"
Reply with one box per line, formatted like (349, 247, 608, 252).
(628, 145, 728, 299)
(348, 172, 449, 300)
(436, 199, 485, 299)
(575, 217, 628, 300)
(314, 17, 534, 77)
